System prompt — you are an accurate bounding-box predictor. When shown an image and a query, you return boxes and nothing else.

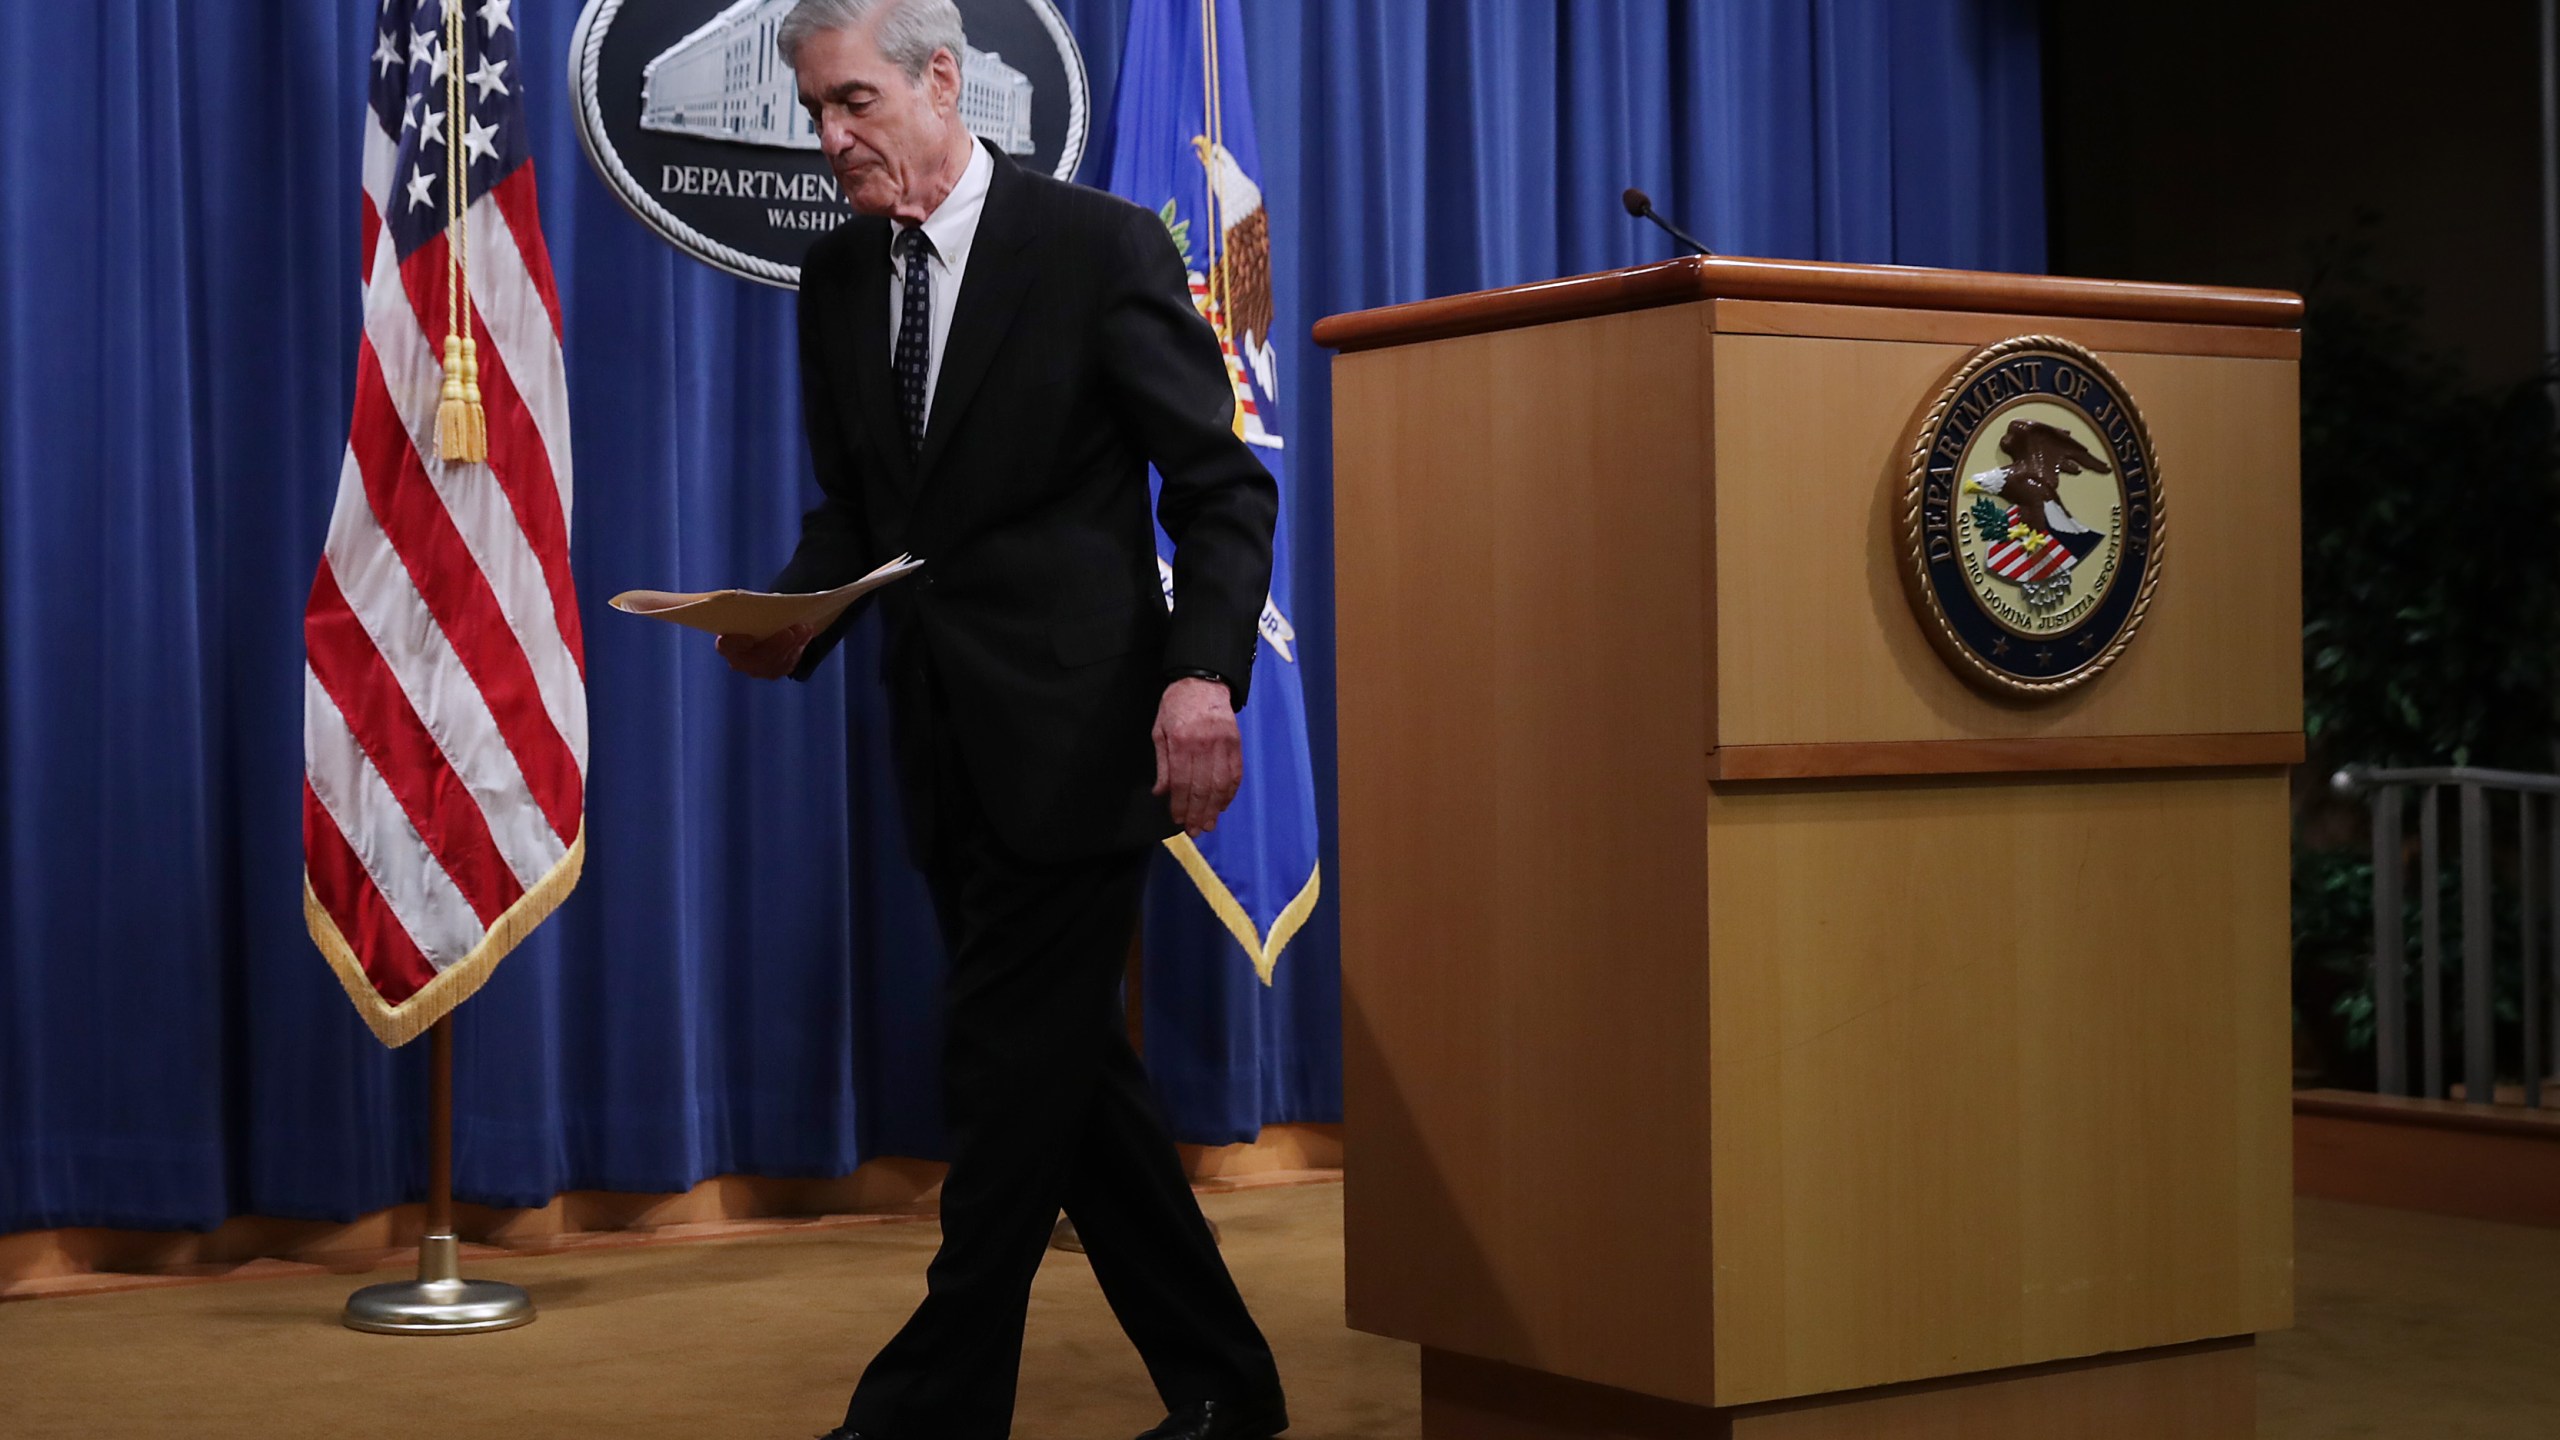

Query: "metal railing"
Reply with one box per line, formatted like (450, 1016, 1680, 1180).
(2333, 765, 2560, 1106)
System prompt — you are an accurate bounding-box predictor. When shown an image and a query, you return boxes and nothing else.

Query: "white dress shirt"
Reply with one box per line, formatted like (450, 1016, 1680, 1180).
(888, 138, 994, 429)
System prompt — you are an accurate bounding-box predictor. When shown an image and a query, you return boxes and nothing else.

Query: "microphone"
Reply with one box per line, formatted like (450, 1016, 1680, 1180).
(1622, 187, 1713, 258)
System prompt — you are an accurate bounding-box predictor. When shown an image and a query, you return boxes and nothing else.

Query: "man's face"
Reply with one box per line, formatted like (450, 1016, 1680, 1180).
(794, 18, 963, 218)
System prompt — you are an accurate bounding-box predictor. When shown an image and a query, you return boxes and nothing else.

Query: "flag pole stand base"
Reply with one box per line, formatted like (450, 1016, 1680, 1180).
(343, 1233, 534, 1335)
(340, 1018, 531, 1334)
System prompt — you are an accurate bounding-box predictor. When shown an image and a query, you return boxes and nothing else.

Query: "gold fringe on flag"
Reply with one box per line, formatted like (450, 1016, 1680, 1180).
(1163, 834, 1320, 987)
(307, 830, 587, 1048)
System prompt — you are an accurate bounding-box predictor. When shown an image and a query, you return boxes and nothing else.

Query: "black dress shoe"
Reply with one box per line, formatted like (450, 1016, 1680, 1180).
(1133, 1398, 1289, 1440)
(813, 1429, 872, 1440)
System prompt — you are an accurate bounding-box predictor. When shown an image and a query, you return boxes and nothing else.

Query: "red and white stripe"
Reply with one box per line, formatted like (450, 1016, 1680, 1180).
(1983, 505, 2076, 584)
(305, 111, 582, 1030)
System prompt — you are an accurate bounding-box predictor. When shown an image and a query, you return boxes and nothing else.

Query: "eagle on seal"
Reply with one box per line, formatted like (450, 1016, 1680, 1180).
(1965, 418, 2107, 560)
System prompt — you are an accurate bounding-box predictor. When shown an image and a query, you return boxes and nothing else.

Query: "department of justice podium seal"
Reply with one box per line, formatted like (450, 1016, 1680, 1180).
(1898, 335, 2164, 698)
(569, 0, 1088, 289)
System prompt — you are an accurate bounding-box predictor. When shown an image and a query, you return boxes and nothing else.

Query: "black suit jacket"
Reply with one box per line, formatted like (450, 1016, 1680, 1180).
(776, 141, 1278, 865)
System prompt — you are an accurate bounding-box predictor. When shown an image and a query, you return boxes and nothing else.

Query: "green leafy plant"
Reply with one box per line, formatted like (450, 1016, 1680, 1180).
(2299, 241, 2560, 772)
(2292, 228, 2560, 1083)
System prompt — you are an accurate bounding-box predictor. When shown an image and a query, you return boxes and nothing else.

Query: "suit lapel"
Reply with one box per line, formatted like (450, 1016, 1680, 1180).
(914, 146, 1040, 490)
(841, 217, 916, 498)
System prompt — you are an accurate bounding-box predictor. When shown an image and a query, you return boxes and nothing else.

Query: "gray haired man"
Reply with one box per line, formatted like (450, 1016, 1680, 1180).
(721, 2, 1293, 1437)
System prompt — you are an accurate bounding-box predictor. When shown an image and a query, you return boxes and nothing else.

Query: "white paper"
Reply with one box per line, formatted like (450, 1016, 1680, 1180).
(608, 554, 925, 640)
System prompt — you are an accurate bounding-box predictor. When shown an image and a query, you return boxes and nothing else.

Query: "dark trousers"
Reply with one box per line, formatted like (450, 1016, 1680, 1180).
(842, 758, 1283, 1439)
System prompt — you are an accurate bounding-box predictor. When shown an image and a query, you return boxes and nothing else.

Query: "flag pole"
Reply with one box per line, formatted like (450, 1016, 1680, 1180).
(342, 1016, 536, 1334)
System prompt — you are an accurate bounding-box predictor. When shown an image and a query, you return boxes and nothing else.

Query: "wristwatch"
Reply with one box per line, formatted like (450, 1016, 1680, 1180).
(1166, 666, 1234, 701)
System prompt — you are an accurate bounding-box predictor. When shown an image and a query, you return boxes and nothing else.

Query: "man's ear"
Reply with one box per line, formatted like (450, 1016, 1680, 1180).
(928, 46, 962, 111)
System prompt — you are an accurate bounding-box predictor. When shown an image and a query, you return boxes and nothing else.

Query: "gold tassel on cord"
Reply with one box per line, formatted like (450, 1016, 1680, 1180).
(435, 0, 487, 464)
(437, 335, 482, 461)
(464, 335, 487, 457)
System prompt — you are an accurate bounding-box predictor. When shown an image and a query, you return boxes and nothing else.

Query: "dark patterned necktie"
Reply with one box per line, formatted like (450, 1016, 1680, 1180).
(894, 226, 935, 457)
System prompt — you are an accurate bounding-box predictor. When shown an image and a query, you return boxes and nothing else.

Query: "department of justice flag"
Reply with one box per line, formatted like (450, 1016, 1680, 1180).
(1107, 0, 1321, 983)
(303, 0, 586, 1046)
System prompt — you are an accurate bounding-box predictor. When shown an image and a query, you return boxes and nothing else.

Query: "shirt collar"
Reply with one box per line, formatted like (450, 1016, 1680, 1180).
(898, 138, 993, 276)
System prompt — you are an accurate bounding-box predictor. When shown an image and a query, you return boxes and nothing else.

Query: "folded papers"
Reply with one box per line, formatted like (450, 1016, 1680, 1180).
(608, 554, 924, 640)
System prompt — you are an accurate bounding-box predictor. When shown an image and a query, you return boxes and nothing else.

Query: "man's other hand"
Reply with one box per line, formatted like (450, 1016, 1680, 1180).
(1153, 676, 1241, 836)
(716, 622, 817, 680)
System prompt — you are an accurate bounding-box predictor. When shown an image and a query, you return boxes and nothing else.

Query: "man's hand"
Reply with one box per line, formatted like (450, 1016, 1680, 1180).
(1153, 676, 1242, 836)
(716, 622, 817, 680)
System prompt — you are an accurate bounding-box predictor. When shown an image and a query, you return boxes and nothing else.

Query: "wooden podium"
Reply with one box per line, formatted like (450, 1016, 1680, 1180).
(1313, 258, 2301, 1437)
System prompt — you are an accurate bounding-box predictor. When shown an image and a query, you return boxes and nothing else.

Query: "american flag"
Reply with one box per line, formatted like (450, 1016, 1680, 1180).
(304, 0, 585, 1047)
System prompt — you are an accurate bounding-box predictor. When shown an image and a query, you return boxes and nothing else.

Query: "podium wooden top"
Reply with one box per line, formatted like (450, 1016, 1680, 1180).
(1310, 254, 2303, 353)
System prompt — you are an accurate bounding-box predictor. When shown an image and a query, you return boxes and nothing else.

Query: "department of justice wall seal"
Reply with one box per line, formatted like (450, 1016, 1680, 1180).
(1898, 335, 2164, 698)
(569, 0, 1088, 289)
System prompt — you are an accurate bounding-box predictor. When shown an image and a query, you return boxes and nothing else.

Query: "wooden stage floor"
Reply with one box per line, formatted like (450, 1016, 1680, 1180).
(2, 1185, 2553, 1437)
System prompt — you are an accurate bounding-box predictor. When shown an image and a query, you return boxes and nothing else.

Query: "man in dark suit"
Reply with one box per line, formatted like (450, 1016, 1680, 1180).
(713, 3, 1288, 1438)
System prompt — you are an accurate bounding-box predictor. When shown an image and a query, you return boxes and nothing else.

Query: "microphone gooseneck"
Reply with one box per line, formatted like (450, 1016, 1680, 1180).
(1621, 186, 1713, 258)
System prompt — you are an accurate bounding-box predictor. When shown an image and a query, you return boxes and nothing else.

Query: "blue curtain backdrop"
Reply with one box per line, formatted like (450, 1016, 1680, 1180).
(0, 0, 2042, 1234)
